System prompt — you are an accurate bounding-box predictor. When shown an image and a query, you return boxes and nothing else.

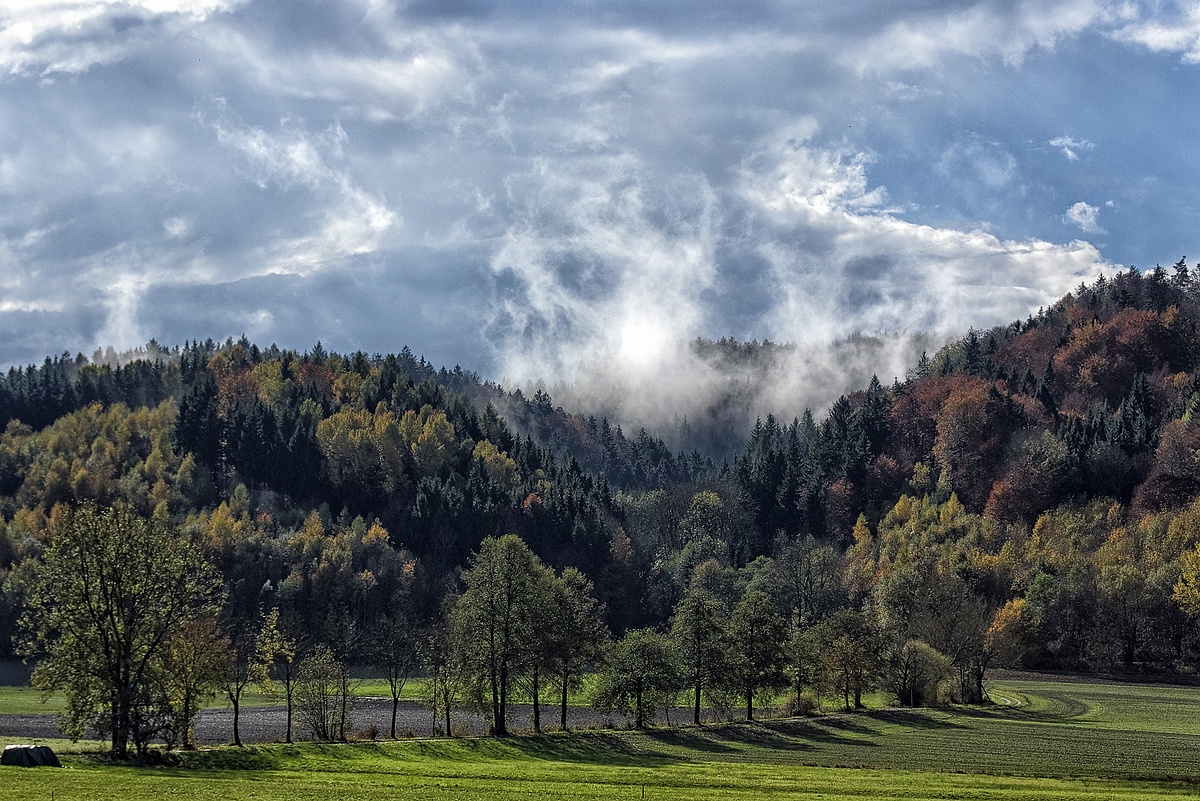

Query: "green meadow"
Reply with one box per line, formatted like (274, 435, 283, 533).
(3, 676, 1200, 800)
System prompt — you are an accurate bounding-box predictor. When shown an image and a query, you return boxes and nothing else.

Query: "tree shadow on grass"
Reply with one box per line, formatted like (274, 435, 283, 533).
(641, 727, 753, 754)
(165, 746, 283, 772)
(756, 718, 880, 748)
(502, 732, 677, 768)
(708, 723, 814, 751)
(650, 718, 878, 751)
(864, 709, 968, 730)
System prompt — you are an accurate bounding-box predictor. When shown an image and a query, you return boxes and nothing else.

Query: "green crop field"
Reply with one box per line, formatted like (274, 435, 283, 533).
(3, 675, 1200, 800)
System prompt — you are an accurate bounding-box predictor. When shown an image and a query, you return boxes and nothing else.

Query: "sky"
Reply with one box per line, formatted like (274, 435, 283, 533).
(2, 1, 1200, 407)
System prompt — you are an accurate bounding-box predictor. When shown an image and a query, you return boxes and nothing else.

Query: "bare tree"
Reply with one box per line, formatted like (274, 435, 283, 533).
(370, 601, 417, 738)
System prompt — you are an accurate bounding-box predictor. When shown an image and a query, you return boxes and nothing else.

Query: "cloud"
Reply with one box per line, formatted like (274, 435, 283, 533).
(0, 0, 1189, 430)
(201, 105, 399, 276)
(485, 153, 720, 383)
(484, 120, 1105, 429)
(937, 138, 1019, 191)
(196, 23, 476, 120)
(0, 0, 244, 77)
(740, 127, 1104, 340)
(849, 0, 1118, 71)
(1049, 135, 1096, 160)
(1065, 201, 1106, 234)
(1114, 3, 1200, 62)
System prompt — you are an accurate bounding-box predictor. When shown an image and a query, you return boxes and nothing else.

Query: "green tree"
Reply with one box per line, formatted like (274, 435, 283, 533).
(765, 535, 841, 628)
(882, 638, 951, 707)
(1174, 543, 1200, 616)
(19, 505, 220, 758)
(266, 607, 303, 744)
(513, 570, 557, 734)
(451, 534, 552, 736)
(295, 644, 351, 742)
(819, 609, 879, 711)
(783, 625, 822, 708)
(422, 616, 467, 738)
(370, 604, 417, 739)
(671, 587, 728, 724)
(592, 628, 681, 728)
(546, 567, 609, 731)
(723, 590, 788, 720)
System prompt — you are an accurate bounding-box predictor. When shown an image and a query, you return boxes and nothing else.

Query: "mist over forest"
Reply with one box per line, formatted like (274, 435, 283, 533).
(530, 330, 950, 461)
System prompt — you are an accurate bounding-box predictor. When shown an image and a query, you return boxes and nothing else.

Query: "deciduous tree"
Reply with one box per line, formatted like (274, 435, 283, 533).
(220, 606, 283, 747)
(592, 628, 681, 728)
(723, 590, 788, 720)
(547, 567, 609, 731)
(19, 505, 219, 758)
(451, 534, 552, 736)
(671, 587, 728, 724)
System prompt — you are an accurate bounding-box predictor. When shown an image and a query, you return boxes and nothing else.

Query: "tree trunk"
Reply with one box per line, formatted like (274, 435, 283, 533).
(531, 666, 541, 734)
(746, 688, 754, 721)
(339, 671, 349, 741)
(693, 681, 702, 725)
(490, 667, 501, 735)
(560, 675, 569, 731)
(110, 698, 125, 758)
(232, 693, 242, 747)
(497, 664, 509, 736)
(285, 683, 294, 744)
(182, 687, 194, 748)
(972, 664, 985, 705)
(112, 723, 127, 758)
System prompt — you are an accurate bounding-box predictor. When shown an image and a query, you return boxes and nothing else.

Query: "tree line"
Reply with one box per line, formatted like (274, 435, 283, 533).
(18, 507, 1024, 757)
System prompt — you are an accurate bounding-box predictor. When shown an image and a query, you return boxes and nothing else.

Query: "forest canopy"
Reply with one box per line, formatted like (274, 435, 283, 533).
(6, 262, 1200, 752)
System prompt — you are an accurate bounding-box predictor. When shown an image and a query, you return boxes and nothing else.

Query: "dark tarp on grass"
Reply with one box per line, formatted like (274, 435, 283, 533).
(1, 744, 62, 767)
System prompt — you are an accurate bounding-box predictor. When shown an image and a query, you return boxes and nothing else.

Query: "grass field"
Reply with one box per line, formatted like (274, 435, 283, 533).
(3, 675, 1200, 800)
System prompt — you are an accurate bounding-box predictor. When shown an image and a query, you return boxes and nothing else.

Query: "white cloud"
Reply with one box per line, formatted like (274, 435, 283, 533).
(1065, 201, 1106, 233)
(1114, 4, 1200, 62)
(205, 112, 398, 275)
(937, 138, 1019, 190)
(1049, 135, 1096, 160)
(558, 27, 809, 95)
(740, 120, 885, 223)
(162, 216, 190, 239)
(486, 153, 719, 384)
(1065, 200, 1103, 232)
(849, 0, 1118, 72)
(0, 0, 244, 76)
(91, 268, 147, 353)
(198, 25, 475, 119)
(740, 127, 1106, 339)
(0, 0, 1191, 384)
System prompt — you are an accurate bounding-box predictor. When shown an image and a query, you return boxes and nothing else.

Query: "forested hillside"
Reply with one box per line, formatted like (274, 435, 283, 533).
(7, 262, 1200, 749)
